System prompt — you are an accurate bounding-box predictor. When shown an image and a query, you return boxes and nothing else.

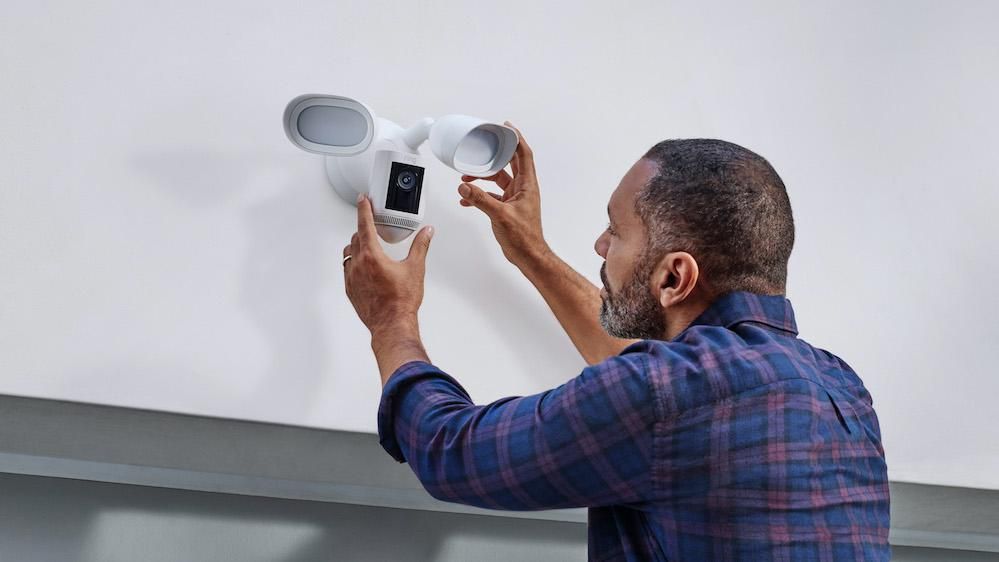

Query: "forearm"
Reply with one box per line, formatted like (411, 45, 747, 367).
(377, 355, 656, 510)
(370, 316, 430, 386)
(516, 247, 639, 365)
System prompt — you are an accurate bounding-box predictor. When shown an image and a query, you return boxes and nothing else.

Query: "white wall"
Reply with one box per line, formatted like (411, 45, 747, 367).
(2, 0, 997, 489)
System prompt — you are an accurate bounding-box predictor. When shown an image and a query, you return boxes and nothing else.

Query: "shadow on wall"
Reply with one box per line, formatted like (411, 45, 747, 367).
(129, 148, 331, 421)
(129, 147, 584, 420)
(426, 203, 585, 384)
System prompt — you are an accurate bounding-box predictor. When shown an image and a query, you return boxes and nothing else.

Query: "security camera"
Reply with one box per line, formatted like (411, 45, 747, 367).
(283, 94, 518, 243)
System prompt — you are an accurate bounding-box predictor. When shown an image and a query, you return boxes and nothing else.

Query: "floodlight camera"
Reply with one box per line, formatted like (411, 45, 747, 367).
(283, 94, 518, 243)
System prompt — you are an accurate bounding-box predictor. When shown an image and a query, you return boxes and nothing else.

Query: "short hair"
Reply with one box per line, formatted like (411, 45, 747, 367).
(636, 139, 794, 296)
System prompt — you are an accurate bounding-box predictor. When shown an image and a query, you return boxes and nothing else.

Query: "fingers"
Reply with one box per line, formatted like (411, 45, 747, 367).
(342, 244, 353, 277)
(504, 121, 534, 165)
(459, 191, 503, 206)
(461, 170, 512, 192)
(355, 194, 379, 251)
(342, 243, 353, 287)
(404, 225, 434, 263)
(349, 232, 359, 260)
(457, 182, 504, 218)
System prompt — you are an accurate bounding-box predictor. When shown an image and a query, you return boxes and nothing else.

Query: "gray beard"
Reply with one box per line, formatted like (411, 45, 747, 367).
(598, 259, 666, 341)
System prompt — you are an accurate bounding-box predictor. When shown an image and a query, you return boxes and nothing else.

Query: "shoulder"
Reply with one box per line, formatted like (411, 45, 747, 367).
(614, 324, 837, 418)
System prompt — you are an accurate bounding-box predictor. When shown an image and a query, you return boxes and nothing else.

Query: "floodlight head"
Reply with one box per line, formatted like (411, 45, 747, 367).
(284, 94, 427, 243)
(429, 116, 518, 177)
(283, 94, 377, 156)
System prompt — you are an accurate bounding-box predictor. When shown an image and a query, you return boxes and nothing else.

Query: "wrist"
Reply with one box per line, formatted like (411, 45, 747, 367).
(515, 242, 556, 278)
(369, 315, 429, 385)
(369, 313, 420, 341)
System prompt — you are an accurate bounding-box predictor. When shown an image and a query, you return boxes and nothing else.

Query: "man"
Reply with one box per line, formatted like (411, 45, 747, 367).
(341, 126, 890, 560)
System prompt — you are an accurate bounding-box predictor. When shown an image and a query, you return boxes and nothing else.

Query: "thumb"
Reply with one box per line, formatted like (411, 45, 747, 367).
(458, 182, 504, 218)
(405, 225, 434, 263)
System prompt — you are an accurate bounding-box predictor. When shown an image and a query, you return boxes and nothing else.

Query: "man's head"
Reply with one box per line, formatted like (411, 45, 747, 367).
(594, 139, 794, 340)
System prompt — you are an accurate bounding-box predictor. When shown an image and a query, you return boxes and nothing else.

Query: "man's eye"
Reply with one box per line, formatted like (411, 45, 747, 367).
(606, 222, 616, 235)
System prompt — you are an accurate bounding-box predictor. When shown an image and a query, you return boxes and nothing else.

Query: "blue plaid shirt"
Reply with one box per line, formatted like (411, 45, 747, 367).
(378, 292, 890, 560)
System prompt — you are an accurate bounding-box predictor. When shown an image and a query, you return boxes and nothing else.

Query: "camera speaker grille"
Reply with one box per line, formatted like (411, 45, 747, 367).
(374, 214, 420, 230)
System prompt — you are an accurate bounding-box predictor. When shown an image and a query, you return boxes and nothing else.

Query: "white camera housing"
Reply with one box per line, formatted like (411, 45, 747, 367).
(318, 115, 429, 243)
(284, 93, 517, 243)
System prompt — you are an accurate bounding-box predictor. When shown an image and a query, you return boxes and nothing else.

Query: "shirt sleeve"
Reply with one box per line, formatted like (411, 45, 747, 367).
(376, 353, 657, 510)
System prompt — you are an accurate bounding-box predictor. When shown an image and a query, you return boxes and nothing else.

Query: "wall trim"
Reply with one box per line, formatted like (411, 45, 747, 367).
(0, 394, 995, 550)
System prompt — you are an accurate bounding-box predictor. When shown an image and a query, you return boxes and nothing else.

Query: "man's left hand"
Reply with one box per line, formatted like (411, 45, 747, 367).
(342, 194, 434, 336)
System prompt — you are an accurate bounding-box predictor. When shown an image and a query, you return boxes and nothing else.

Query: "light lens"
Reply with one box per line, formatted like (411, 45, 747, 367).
(297, 105, 368, 147)
(454, 128, 500, 167)
(284, 94, 376, 156)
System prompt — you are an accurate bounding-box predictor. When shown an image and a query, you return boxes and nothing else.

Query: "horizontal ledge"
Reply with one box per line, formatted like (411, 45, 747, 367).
(0, 451, 587, 524)
(1, 393, 997, 551)
(889, 528, 999, 553)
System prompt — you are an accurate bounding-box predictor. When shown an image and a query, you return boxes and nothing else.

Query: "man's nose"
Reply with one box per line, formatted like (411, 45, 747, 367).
(594, 231, 609, 258)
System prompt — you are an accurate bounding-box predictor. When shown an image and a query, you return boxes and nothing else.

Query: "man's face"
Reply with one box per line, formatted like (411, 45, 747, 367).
(594, 158, 666, 340)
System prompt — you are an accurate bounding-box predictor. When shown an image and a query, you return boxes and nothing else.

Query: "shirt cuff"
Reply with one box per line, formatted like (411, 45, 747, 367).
(376, 360, 464, 463)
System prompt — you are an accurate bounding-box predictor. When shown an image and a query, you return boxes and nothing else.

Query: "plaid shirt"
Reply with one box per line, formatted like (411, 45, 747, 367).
(378, 291, 890, 561)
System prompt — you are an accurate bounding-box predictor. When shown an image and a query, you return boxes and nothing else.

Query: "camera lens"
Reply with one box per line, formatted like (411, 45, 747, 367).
(386, 162, 424, 215)
(397, 170, 417, 191)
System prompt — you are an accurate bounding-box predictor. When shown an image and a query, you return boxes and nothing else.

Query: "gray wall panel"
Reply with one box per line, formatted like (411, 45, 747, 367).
(2, 472, 996, 561)
(0, 473, 586, 562)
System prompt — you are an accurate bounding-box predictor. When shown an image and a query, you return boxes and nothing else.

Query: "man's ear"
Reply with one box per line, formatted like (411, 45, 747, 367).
(651, 251, 699, 308)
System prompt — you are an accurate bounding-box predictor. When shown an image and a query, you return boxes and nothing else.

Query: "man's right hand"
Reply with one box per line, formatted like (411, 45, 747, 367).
(457, 123, 639, 365)
(457, 122, 551, 270)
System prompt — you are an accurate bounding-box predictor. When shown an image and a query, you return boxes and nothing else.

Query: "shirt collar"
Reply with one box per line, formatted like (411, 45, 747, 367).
(682, 291, 798, 336)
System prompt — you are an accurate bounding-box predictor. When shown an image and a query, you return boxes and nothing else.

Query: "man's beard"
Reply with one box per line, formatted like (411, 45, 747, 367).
(599, 257, 666, 340)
